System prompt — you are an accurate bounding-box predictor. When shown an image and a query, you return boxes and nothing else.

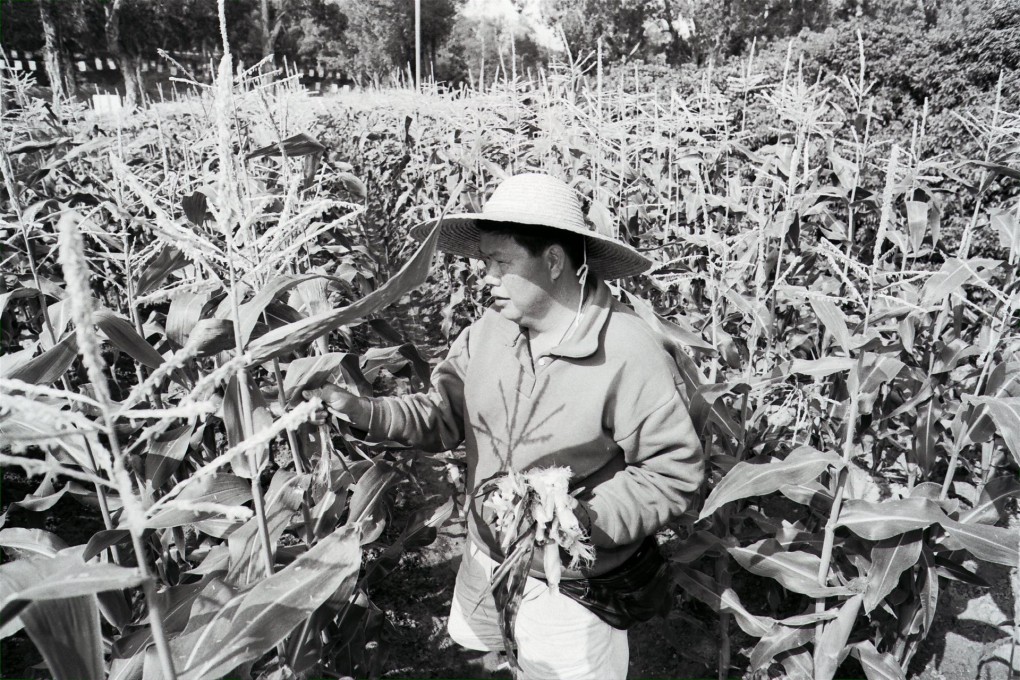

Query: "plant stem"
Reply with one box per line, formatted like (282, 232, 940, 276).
(228, 283, 276, 577)
(815, 359, 860, 641)
(269, 353, 315, 546)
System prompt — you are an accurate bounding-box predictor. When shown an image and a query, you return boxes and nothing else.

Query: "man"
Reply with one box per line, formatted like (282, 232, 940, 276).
(314, 173, 704, 679)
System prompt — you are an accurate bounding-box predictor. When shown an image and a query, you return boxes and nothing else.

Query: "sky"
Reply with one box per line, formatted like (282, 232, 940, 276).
(460, 0, 565, 51)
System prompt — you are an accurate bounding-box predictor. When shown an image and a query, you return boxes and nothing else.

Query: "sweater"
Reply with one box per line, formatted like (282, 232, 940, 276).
(364, 280, 705, 578)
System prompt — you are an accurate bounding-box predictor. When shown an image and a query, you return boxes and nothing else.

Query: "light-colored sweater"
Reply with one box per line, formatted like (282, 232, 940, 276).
(364, 280, 705, 577)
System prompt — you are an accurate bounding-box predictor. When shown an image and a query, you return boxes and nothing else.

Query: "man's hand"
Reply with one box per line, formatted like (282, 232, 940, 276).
(303, 383, 371, 430)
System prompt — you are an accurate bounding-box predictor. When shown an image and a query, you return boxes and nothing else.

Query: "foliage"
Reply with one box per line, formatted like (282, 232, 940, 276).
(1, 55, 453, 679)
(2, 29, 1020, 680)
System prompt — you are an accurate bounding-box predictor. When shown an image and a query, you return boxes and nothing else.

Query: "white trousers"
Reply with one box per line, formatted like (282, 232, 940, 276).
(447, 540, 629, 680)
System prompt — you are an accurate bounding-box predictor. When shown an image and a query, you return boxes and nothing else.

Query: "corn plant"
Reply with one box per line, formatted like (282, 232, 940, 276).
(1, 17, 456, 678)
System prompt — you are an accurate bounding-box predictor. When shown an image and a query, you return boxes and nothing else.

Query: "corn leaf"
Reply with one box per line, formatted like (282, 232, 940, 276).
(0, 527, 68, 558)
(623, 290, 715, 352)
(688, 381, 748, 442)
(960, 475, 1020, 525)
(700, 446, 842, 519)
(7, 332, 78, 385)
(83, 529, 132, 562)
(858, 354, 905, 412)
(781, 648, 815, 680)
(144, 474, 252, 529)
(182, 317, 235, 356)
(0, 552, 146, 625)
(0, 288, 39, 319)
(181, 190, 211, 226)
(918, 547, 938, 633)
(337, 172, 367, 201)
(280, 352, 360, 404)
(361, 344, 432, 386)
(905, 200, 929, 251)
(967, 159, 1020, 181)
(136, 244, 189, 298)
(247, 226, 439, 364)
(809, 297, 851, 354)
(836, 498, 949, 540)
(672, 565, 774, 637)
(961, 361, 1020, 446)
(166, 291, 210, 347)
(790, 357, 854, 377)
(347, 462, 398, 524)
(226, 470, 306, 587)
(941, 518, 1020, 566)
(221, 372, 273, 478)
(174, 524, 362, 680)
(145, 423, 194, 490)
(749, 623, 812, 670)
(245, 132, 326, 159)
(347, 461, 399, 544)
(851, 640, 907, 680)
(11, 479, 74, 512)
(778, 482, 834, 513)
(21, 590, 104, 680)
(813, 594, 863, 680)
(966, 396, 1020, 465)
(236, 274, 335, 347)
(108, 652, 145, 680)
(919, 258, 1000, 305)
(864, 531, 922, 613)
(727, 539, 855, 598)
(94, 310, 165, 369)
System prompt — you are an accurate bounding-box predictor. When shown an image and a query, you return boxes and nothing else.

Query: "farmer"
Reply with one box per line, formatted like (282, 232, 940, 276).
(313, 173, 704, 679)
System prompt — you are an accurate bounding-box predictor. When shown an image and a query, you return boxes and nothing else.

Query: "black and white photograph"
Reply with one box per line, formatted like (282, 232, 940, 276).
(1, 0, 1018, 678)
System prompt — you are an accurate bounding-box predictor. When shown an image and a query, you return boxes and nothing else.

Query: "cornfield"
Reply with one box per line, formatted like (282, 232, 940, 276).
(2, 25, 1019, 680)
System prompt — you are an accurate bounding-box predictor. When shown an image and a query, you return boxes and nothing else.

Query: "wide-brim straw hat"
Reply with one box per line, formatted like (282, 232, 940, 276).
(409, 173, 652, 279)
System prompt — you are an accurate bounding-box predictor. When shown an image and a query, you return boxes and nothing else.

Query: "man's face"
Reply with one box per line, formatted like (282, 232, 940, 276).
(478, 232, 555, 328)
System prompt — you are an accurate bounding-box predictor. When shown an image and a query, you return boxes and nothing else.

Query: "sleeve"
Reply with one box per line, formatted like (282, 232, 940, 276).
(583, 361, 705, 548)
(361, 324, 471, 453)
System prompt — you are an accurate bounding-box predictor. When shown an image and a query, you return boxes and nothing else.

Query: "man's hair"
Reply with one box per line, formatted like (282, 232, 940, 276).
(476, 220, 585, 270)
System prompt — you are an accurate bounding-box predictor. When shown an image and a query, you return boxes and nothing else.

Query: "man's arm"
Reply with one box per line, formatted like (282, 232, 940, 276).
(317, 325, 471, 453)
(583, 379, 705, 548)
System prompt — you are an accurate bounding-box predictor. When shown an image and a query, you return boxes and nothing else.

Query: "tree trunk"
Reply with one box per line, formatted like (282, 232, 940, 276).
(660, 0, 690, 66)
(260, 0, 273, 59)
(38, 0, 70, 106)
(104, 0, 138, 109)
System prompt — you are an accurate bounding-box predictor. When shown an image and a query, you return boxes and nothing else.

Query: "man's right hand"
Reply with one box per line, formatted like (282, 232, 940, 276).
(303, 383, 372, 430)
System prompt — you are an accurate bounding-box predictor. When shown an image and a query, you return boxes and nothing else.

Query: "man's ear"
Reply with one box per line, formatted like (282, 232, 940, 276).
(545, 244, 567, 280)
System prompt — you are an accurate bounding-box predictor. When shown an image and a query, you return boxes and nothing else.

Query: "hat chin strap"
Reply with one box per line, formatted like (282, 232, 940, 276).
(550, 245, 589, 348)
(572, 244, 589, 330)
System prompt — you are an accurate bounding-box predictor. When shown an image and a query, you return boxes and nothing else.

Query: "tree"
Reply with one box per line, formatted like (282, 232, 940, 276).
(329, 0, 458, 81)
(103, 0, 142, 107)
(37, 0, 75, 105)
(385, 0, 458, 75)
(278, 0, 350, 69)
(549, 0, 653, 63)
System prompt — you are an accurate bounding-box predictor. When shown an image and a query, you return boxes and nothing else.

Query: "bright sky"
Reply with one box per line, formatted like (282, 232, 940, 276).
(460, 0, 564, 51)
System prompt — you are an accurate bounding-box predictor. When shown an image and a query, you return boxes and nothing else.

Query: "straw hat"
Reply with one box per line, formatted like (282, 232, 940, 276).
(409, 173, 652, 279)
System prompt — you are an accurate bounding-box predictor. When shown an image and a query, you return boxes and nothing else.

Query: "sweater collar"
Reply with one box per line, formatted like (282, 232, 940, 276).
(544, 279, 613, 359)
